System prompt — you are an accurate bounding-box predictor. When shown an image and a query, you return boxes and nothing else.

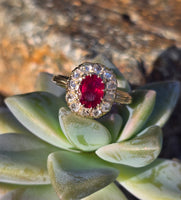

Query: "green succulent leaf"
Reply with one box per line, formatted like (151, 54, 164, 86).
(47, 151, 119, 200)
(82, 183, 128, 200)
(0, 133, 59, 185)
(5, 92, 74, 150)
(0, 108, 31, 135)
(96, 126, 162, 167)
(0, 183, 19, 199)
(118, 90, 156, 141)
(35, 72, 66, 98)
(59, 107, 111, 152)
(1, 185, 59, 200)
(97, 113, 123, 142)
(90, 54, 131, 91)
(140, 81, 180, 127)
(117, 159, 181, 200)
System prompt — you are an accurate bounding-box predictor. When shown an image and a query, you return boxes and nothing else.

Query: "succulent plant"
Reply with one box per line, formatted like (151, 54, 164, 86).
(0, 55, 180, 200)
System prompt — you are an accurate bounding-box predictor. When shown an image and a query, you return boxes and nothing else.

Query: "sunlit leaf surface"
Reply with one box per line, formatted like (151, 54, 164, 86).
(117, 159, 181, 200)
(59, 107, 111, 151)
(82, 183, 127, 200)
(48, 151, 119, 200)
(1, 185, 59, 200)
(0, 108, 31, 135)
(118, 90, 156, 141)
(96, 126, 162, 167)
(5, 92, 73, 150)
(0, 133, 58, 185)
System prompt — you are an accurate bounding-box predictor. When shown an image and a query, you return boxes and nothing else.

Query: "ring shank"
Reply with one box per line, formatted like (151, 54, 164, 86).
(115, 89, 132, 104)
(53, 75, 132, 104)
(53, 75, 68, 88)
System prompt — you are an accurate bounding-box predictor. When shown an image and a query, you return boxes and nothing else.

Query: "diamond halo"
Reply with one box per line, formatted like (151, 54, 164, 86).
(66, 62, 117, 118)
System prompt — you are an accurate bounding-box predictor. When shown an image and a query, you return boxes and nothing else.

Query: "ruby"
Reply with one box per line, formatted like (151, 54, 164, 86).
(79, 74, 105, 108)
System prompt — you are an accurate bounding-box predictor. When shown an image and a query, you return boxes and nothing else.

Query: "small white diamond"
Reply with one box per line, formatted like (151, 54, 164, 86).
(106, 81, 117, 90)
(69, 80, 79, 90)
(81, 108, 90, 117)
(102, 102, 111, 112)
(104, 93, 115, 102)
(73, 70, 81, 79)
(70, 103, 80, 112)
(66, 93, 76, 103)
(93, 64, 102, 74)
(104, 71, 113, 80)
(70, 80, 76, 88)
(84, 64, 93, 72)
(92, 109, 102, 118)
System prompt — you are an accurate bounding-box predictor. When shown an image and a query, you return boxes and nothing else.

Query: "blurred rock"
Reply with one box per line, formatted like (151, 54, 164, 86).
(0, 0, 181, 94)
(149, 46, 181, 81)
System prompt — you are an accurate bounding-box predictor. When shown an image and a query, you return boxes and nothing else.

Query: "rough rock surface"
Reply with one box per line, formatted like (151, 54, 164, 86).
(0, 0, 181, 94)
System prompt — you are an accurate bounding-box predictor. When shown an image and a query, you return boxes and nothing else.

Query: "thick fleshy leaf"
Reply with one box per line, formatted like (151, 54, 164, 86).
(5, 92, 74, 150)
(0, 108, 31, 135)
(118, 90, 156, 141)
(97, 113, 123, 142)
(140, 81, 180, 127)
(117, 159, 181, 200)
(35, 72, 65, 98)
(0, 133, 58, 185)
(47, 151, 119, 200)
(1, 185, 59, 200)
(83, 183, 127, 200)
(96, 126, 162, 167)
(90, 54, 131, 91)
(59, 107, 111, 151)
(0, 183, 19, 199)
(82, 183, 127, 200)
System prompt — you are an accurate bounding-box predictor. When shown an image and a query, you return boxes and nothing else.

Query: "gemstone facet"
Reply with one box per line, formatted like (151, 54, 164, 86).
(79, 75, 105, 108)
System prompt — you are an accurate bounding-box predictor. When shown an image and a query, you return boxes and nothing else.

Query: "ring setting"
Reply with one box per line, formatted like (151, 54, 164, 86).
(53, 62, 132, 118)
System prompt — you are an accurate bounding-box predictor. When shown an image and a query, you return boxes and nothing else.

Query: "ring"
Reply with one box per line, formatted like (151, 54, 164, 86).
(53, 62, 132, 118)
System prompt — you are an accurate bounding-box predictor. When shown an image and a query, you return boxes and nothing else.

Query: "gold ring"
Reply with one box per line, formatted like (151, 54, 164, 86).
(53, 62, 132, 118)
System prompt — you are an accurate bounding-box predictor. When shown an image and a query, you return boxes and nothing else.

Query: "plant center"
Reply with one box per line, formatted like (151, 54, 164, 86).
(79, 74, 105, 108)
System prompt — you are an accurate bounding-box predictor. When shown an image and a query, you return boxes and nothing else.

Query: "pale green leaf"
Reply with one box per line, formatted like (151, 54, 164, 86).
(117, 159, 181, 200)
(96, 126, 162, 167)
(0, 108, 31, 135)
(5, 92, 74, 150)
(0, 133, 58, 185)
(140, 81, 180, 127)
(89, 54, 131, 91)
(59, 107, 111, 151)
(1, 185, 59, 200)
(35, 72, 65, 98)
(0, 183, 19, 199)
(47, 151, 119, 200)
(82, 183, 128, 200)
(118, 90, 156, 141)
(97, 113, 123, 142)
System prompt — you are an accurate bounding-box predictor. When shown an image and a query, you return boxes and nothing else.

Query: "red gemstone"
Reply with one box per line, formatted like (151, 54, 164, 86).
(79, 74, 105, 108)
